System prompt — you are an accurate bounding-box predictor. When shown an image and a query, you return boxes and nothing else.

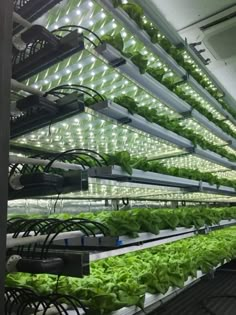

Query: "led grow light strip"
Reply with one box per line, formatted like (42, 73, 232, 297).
(26, 50, 175, 118)
(213, 170, 236, 180)
(179, 83, 224, 121)
(95, 43, 236, 152)
(159, 154, 228, 173)
(144, 192, 236, 202)
(19, 25, 231, 149)
(37, 0, 236, 143)
(96, 0, 235, 125)
(20, 0, 236, 165)
(88, 165, 236, 195)
(12, 107, 184, 158)
(45, 0, 171, 75)
(135, 0, 236, 123)
(62, 178, 183, 199)
(30, 0, 179, 111)
(13, 101, 235, 173)
(13, 98, 236, 174)
(87, 0, 236, 138)
(90, 233, 195, 261)
(90, 100, 192, 149)
(180, 118, 226, 147)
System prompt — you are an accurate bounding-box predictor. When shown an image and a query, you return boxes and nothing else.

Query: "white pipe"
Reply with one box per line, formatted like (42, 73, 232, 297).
(35, 304, 69, 315)
(6, 230, 84, 248)
(9, 155, 83, 171)
(13, 12, 32, 29)
(11, 79, 44, 96)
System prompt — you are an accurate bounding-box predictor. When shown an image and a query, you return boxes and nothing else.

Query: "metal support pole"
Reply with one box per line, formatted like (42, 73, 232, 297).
(0, 0, 13, 311)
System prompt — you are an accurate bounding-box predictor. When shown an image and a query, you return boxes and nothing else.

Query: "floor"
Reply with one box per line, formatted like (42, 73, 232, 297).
(150, 261, 236, 315)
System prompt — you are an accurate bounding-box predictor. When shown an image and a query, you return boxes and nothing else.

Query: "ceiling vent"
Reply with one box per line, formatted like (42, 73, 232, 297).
(203, 16, 236, 60)
(179, 5, 236, 61)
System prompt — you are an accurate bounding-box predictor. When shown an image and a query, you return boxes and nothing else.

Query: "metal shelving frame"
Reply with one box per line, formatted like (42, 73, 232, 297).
(90, 100, 236, 170)
(88, 165, 236, 195)
(0, 0, 13, 312)
(134, 0, 236, 112)
(11, 98, 236, 176)
(6, 1, 236, 313)
(95, 43, 236, 152)
(7, 154, 236, 202)
(7, 217, 236, 258)
(97, 0, 236, 124)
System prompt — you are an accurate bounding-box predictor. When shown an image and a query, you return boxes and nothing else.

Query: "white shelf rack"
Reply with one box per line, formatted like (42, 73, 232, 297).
(95, 43, 236, 151)
(7, 218, 236, 250)
(97, 0, 236, 129)
(90, 232, 194, 261)
(90, 219, 236, 261)
(119, 227, 196, 245)
(88, 165, 236, 195)
(90, 100, 236, 169)
(91, 100, 192, 149)
(134, 0, 235, 112)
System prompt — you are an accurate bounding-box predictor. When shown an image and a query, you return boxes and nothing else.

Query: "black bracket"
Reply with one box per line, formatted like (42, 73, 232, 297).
(199, 180, 203, 192)
(181, 109, 193, 119)
(186, 146, 196, 154)
(182, 73, 190, 82)
(13, 30, 84, 81)
(7, 249, 89, 277)
(11, 92, 84, 138)
(109, 57, 126, 68)
(20, 25, 59, 47)
(189, 42, 211, 65)
(176, 42, 185, 49)
(118, 116, 132, 124)
(8, 169, 89, 199)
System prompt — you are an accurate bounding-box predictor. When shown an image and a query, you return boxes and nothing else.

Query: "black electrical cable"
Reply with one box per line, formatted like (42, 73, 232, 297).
(59, 294, 86, 314)
(59, 152, 100, 168)
(47, 91, 67, 98)
(44, 148, 108, 172)
(54, 87, 97, 102)
(53, 192, 61, 213)
(52, 27, 97, 47)
(55, 275, 60, 294)
(69, 155, 88, 169)
(44, 84, 105, 102)
(45, 87, 98, 104)
(30, 164, 44, 173)
(42, 220, 94, 256)
(8, 163, 22, 178)
(21, 163, 35, 175)
(122, 198, 129, 206)
(28, 152, 88, 172)
(52, 24, 103, 44)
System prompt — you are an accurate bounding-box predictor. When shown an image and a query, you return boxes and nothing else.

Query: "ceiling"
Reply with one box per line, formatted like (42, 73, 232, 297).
(150, 0, 236, 103)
